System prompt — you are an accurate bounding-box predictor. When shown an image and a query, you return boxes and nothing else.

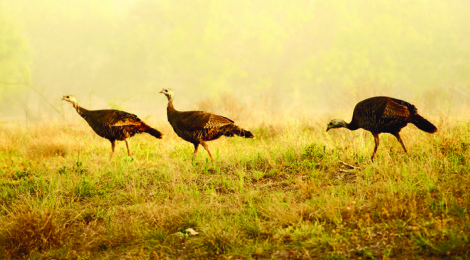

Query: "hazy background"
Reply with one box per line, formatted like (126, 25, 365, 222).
(1, 0, 470, 124)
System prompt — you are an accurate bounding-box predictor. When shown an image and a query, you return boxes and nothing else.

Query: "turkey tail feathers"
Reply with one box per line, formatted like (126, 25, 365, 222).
(238, 129, 254, 138)
(223, 125, 255, 138)
(145, 127, 163, 139)
(411, 114, 437, 133)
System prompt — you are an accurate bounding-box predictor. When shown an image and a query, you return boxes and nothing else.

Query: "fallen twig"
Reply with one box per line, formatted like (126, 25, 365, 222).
(340, 161, 361, 170)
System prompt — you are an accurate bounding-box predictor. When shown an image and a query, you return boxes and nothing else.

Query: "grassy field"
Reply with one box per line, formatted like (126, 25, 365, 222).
(0, 112, 469, 259)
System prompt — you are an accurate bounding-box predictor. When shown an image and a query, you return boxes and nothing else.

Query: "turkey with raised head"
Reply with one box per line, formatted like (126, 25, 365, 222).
(159, 88, 254, 161)
(62, 95, 163, 158)
(326, 96, 437, 161)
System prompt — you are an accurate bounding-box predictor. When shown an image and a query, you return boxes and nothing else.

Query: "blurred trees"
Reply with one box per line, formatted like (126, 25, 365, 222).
(112, 0, 470, 91)
(0, 3, 31, 103)
(1, 0, 470, 120)
(110, 0, 470, 107)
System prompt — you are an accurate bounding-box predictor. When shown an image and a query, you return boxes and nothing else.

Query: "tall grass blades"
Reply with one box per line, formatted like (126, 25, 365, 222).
(0, 114, 469, 258)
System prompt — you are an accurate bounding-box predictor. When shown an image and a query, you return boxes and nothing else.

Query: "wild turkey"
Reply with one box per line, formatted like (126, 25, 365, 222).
(159, 88, 254, 161)
(62, 95, 163, 158)
(326, 96, 437, 161)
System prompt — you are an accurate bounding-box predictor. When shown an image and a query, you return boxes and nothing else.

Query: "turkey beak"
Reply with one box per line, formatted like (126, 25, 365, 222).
(326, 126, 330, 132)
(159, 89, 164, 94)
(61, 96, 66, 101)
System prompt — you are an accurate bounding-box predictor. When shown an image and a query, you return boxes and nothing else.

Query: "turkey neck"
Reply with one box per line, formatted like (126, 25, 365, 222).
(167, 100, 177, 116)
(346, 120, 359, 131)
(73, 104, 89, 118)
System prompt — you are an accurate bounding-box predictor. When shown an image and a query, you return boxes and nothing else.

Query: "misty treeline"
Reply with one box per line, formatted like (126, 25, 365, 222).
(1, 0, 470, 122)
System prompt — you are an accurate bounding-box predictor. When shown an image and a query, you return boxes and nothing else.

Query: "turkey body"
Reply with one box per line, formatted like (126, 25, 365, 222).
(63, 95, 162, 158)
(80, 108, 161, 142)
(160, 88, 254, 161)
(168, 109, 253, 143)
(327, 96, 437, 161)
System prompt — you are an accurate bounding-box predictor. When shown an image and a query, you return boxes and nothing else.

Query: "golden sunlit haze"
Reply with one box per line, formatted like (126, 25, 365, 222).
(1, 1, 470, 258)
(1, 0, 469, 123)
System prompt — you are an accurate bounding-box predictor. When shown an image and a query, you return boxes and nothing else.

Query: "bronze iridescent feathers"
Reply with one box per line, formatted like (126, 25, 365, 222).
(160, 88, 254, 161)
(381, 99, 410, 118)
(62, 95, 163, 159)
(327, 96, 437, 161)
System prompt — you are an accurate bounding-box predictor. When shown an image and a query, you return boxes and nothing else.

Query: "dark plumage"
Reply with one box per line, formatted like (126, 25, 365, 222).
(160, 88, 254, 161)
(327, 96, 437, 161)
(62, 95, 163, 158)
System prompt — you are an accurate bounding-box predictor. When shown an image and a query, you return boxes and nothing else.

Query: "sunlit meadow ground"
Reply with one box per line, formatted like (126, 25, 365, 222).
(0, 109, 469, 259)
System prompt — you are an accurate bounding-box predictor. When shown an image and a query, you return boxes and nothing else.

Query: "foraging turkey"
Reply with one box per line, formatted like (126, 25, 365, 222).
(159, 88, 254, 161)
(62, 95, 163, 158)
(326, 96, 437, 161)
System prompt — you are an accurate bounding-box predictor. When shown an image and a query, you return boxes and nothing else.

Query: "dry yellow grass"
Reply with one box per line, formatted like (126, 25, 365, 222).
(0, 106, 469, 259)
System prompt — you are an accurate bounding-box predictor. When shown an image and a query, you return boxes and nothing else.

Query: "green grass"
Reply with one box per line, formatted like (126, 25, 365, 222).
(0, 116, 469, 259)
